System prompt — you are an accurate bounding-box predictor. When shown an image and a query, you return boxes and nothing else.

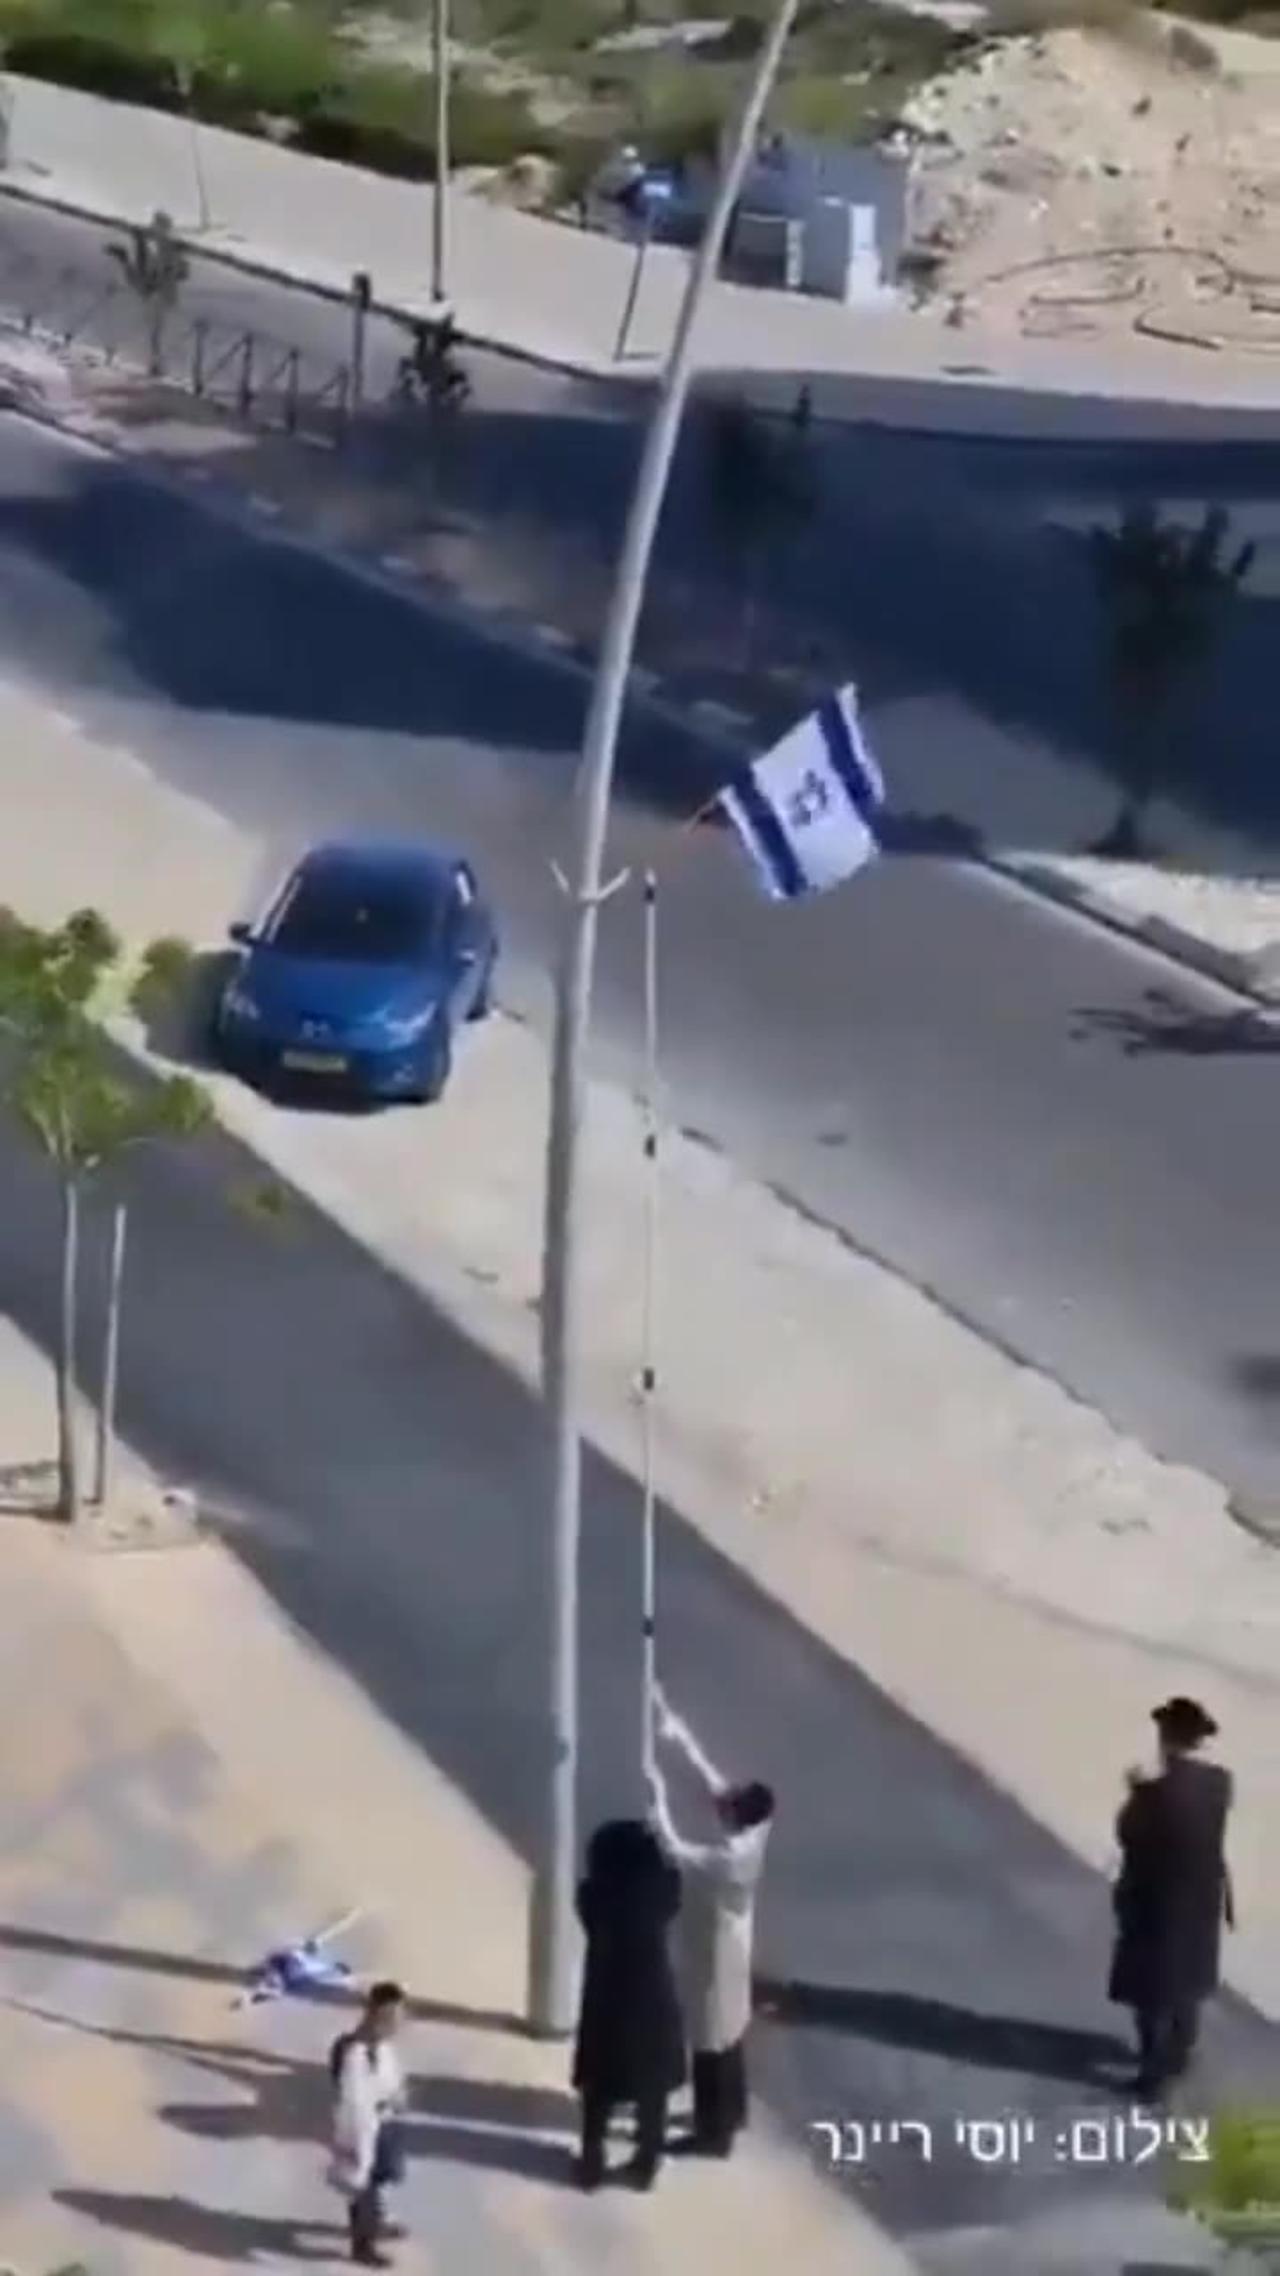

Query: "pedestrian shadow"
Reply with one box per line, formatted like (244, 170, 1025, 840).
(406, 2072, 578, 2183)
(0, 1940, 525, 2034)
(18, 2001, 581, 2187)
(53, 2188, 339, 2261)
(159, 2051, 577, 2186)
(411, 2119, 574, 2185)
(156, 2039, 320, 2147)
(411, 2074, 576, 2137)
(755, 1980, 1129, 2086)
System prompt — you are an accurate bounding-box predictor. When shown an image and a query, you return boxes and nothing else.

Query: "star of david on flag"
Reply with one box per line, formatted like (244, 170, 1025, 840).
(716, 685, 885, 902)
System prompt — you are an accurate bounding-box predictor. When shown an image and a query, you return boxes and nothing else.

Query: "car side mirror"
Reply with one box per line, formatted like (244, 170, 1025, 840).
(228, 920, 252, 945)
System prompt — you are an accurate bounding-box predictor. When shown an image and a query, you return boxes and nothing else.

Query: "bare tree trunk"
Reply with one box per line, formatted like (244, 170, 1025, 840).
(94, 1199, 127, 1510)
(740, 543, 764, 668)
(1094, 693, 1161, 858)
(56, 1175, 81, 1524)
(1093, 794, 1148, 861)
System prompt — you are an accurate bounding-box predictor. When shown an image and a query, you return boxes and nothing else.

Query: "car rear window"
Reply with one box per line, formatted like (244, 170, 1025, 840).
(268, 868, 444, 961)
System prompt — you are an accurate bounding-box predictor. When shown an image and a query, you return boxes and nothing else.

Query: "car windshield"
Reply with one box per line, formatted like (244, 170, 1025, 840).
(267, 866, 444, 962)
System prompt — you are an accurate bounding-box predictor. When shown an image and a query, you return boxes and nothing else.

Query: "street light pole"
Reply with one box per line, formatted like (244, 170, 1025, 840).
(526, 0, 802, 2039)
(431, 0, 449, 305)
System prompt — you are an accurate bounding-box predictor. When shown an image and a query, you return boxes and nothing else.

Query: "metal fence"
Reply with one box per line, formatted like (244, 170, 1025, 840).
(0, 232, 354, 447)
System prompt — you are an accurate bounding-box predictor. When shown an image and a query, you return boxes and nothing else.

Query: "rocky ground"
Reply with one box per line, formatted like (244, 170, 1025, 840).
(899, 13, 1280, 347)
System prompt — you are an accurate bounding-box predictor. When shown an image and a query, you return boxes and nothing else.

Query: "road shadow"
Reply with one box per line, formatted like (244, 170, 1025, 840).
(1072, 991, 1280, 1057)
(54, 2188, 339, 2261)
(755, 1980, 1130, 2087)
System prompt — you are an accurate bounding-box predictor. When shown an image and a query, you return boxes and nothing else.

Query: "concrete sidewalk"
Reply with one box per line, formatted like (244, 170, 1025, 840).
(4, 73, 1279, 435)
(0, 1315, 918, 2276)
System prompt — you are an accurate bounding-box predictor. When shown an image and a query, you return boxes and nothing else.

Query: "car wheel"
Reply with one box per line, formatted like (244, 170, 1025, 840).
(412, 1030, 452, 1105)
(467, 957, 494, 1022)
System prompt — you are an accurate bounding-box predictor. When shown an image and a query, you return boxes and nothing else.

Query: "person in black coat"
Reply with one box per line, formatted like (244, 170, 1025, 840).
(1109, 1696, 1234, 2099)
(572, 1818, 685, 2192)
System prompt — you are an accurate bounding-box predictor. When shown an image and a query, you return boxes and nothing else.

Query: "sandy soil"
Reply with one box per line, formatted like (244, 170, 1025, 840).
(900, 13, 1280, 348)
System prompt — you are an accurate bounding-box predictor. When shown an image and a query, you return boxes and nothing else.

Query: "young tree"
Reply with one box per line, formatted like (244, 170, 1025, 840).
(1089, 500, 1254, 859)
(0, 907, 209, 1525)
(108, 208, 190, 377)
(703, 387, 816, 660)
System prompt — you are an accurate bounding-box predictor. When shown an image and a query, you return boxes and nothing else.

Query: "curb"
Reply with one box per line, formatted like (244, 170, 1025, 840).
(5, 369, 1277, 1019)
(987, 852, 1280, 1009)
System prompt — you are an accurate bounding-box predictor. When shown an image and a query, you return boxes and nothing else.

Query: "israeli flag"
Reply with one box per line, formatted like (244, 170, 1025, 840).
(244, 1938, 353, 2005)
(717, 686, 885, 902)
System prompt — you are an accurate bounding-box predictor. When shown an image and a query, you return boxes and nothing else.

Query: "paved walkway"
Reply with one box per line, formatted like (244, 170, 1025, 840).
(0, 1317, 917, 2276)
(3, 72, 1279, 435)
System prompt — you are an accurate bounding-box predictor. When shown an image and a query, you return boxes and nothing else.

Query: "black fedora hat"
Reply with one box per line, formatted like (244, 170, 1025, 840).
(1152, 1696, 1217, 1744)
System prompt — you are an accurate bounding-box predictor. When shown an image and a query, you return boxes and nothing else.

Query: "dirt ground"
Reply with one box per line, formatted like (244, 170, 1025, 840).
(899, 13, 1280, 349)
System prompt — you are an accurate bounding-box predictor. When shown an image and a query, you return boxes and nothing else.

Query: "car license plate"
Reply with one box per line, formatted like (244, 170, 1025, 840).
(281, 1049, 347, 1074)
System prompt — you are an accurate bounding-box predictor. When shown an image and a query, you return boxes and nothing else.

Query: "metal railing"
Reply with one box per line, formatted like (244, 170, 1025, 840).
(0, 234, 354, 446)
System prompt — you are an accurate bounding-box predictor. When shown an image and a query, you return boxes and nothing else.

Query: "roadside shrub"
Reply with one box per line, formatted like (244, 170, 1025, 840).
(189, 4, 344, 125)
(0, 0, 344, 115)
(1, 0, 181, 107)
(299, 72, 548, 175)
(0, 0, 546, 178)
(550, 127, 611, 211)
(483, 0, 613, 58)
(1170, 2106, 1280, 2237)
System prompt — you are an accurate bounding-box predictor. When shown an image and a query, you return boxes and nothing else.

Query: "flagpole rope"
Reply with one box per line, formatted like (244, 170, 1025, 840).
(639, 868, 660, 1784)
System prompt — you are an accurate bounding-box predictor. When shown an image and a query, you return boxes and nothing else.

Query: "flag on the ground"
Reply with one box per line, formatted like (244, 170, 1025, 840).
(717, 685, 885, 902)
(243, 1933, 355, 2006)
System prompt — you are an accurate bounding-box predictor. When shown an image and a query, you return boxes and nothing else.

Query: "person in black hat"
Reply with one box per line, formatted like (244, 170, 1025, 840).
(1108, 1698, 1234, 2099)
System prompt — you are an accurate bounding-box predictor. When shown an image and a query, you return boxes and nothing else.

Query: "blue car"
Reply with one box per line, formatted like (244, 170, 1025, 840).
(213, 839, 497, 1104)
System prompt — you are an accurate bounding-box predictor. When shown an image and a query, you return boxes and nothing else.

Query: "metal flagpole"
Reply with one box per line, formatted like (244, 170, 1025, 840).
(529, 0, 802, 2038)
(639, 871, 660, 1781)
(431, 0, 449, 306)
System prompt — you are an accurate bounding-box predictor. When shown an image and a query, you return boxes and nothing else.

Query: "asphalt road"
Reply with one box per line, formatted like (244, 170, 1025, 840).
(0, 410, 1279, 1513)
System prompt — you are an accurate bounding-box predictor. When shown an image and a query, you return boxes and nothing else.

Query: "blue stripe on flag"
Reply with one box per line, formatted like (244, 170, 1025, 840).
(734, 769, 806, 899)
(818, 693, 879, 824)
